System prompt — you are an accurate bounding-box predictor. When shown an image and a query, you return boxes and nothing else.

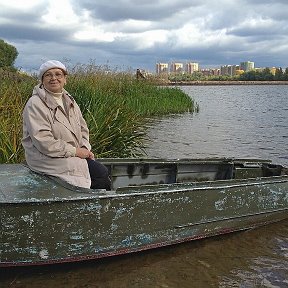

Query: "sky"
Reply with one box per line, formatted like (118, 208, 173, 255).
(1, 0, 288, 74)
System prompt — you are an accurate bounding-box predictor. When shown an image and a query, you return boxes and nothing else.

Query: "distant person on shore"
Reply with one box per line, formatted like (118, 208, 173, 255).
(22, 60, 111, 190)
(136, 69, 146, 79)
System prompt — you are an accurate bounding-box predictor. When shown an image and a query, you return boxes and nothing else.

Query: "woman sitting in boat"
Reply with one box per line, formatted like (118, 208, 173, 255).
(22, 60, 111, 190)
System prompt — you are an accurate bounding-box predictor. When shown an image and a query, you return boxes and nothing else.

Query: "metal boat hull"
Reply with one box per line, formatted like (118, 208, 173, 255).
(1, 159, 287, 267)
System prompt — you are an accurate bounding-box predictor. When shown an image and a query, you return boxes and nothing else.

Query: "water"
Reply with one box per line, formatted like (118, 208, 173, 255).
(145, 85, 288, 167)
(1, 85, 287, 288)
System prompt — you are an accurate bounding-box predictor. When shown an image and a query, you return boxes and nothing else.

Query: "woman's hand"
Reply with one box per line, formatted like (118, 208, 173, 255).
(75, 147, 95, 159)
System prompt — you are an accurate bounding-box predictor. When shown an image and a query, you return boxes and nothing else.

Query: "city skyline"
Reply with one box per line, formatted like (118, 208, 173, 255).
(154, 60, 288, 77)
(156, 61, 258, 73)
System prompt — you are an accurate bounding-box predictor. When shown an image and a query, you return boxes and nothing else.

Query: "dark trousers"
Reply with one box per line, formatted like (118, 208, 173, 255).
(86, 159, 111, 190)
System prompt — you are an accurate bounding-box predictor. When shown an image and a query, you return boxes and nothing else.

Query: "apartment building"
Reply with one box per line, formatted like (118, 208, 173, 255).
(185, 62, 199, 74)
(220, 65, 240, 76)
(170, 62, 183, 73)
(240, 61, 254, 72)
(156, 63, 169, 74)
(156, 62, 199, 74)
(155, 60, 255, 76)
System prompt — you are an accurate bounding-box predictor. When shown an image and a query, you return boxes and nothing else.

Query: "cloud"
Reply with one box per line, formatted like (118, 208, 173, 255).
(0, 0, 288, 72)
(70, 0, 200, 22)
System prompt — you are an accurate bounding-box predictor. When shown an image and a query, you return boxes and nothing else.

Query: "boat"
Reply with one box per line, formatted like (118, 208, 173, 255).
(1, 158, 287, 267)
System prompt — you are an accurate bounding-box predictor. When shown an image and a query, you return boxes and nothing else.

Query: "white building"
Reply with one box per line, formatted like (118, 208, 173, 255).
(185, 62, 199, 74)
(156, 63, 169, 74)
(170, 62, 183, 73)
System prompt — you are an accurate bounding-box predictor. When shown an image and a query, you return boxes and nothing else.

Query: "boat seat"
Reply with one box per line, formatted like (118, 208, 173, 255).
(262, 164, 282, 176)
(233, 162, 282, 179)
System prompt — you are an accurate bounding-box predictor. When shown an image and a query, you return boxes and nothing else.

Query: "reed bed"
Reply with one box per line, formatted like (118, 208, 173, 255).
(0, 66, 196, 163)
(0, 72, 35, 163)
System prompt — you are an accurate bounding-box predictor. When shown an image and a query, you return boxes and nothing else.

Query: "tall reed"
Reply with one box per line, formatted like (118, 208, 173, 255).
(66, 74, 147, 157)
(0, 65, 196, 163)
(0, 71, 36, 163)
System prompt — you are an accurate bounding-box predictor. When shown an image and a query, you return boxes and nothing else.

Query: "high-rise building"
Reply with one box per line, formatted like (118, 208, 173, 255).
(240, 61, 254, 72)
(220, 65, 232, 76)
(185, 62, 199, 74)
(156, 63, 169, 74)
(170, 62, 183, 73)
(220, 65, 239, 76)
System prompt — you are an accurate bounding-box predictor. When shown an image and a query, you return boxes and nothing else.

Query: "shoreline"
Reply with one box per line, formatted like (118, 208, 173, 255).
(163, 80, 288, 86)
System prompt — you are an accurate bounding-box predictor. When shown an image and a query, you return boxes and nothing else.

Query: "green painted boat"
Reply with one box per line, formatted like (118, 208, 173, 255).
(1, 158, 288, 267)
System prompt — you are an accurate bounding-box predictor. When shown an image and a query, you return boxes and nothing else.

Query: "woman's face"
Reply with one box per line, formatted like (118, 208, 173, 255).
(42, 68, 67, 93)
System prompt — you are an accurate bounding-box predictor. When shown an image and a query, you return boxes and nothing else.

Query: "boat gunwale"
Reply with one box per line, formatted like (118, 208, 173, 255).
(2, 175, 287, 205)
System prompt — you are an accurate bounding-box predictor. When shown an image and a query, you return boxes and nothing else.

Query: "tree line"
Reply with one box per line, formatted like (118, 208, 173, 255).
(169, 67, 288, 82)
(238, 67, 288, 81)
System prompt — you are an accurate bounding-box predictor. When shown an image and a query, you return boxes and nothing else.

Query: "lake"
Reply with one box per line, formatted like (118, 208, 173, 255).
(145, 85, 288, 167)
(1, 85, 287, 288)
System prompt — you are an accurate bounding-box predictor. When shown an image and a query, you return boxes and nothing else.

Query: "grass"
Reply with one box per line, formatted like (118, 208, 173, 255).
(0, 65, 197, 163)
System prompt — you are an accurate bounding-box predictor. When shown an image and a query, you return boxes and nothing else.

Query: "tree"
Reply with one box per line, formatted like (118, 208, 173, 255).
(261, 67, 273, 81)
(0, 39, 18, 69)
(283, 68, 288, 81)
(274, 67, 283, 80)
(239, 70, 257, 81)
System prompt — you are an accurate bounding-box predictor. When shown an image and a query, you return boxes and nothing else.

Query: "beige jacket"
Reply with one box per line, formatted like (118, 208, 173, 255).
(22, 84, 91, 188)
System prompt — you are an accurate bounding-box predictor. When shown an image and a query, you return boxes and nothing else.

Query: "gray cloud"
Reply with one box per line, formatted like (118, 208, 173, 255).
(0, 0, 287, 73)
(0, 24, 72, 42)
(70, 0, 201, 21)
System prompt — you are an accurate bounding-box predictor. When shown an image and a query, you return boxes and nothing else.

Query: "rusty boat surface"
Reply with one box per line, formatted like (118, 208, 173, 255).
(1, 158, 288, 267)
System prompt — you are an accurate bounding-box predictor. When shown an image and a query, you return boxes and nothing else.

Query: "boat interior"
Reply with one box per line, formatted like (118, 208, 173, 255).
(99, 158, 286, 190)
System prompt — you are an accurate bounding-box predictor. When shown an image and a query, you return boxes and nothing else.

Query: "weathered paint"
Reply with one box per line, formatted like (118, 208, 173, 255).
(0, 158, 287, 267)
